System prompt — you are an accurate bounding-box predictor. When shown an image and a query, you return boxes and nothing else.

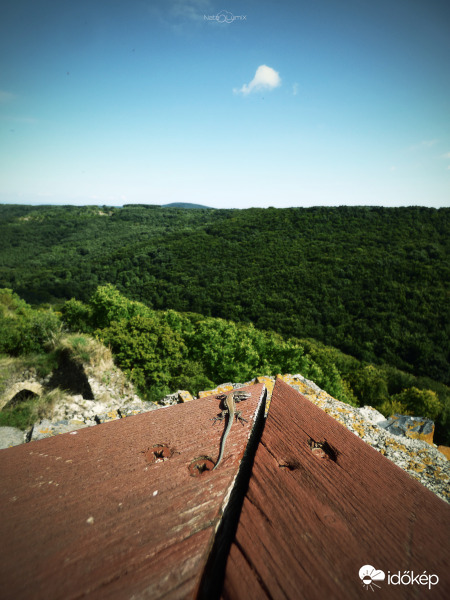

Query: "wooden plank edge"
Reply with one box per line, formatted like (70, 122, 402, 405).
(195, 384, 268, 600)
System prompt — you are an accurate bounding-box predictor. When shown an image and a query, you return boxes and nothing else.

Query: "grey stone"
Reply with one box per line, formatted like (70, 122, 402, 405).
(378, 414, 434, 437)
(95, 410, 121, 424)
(291, 374, 322, 394)
(30, 419, 87, 441)
(120, 402, 159, 417)
(0, 381, 43, 411)
(160, 393, 179, 406)
(0, 427, 26, 449)
(359, 405, 387, 426)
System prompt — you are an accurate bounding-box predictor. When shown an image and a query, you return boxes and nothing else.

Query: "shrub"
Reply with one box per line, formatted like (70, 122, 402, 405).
(89, 284, 147, 328)
(348, 365, 389, 408)
(392, 387, 442, 421)
(97, 314, 187, 395)
(378, 398, 411, 418)
(61, 298, 93, 333)
(0, 288, 61, 355)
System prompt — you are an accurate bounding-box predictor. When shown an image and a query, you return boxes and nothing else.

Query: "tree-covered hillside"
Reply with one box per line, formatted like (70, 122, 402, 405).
(1, 286, 449, 444)
(0, 204, 448, 385)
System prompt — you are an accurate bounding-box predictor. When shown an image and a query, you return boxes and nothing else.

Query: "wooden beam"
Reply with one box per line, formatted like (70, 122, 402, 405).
(222, 378, 450, 599)
(0, 384, 266, 600)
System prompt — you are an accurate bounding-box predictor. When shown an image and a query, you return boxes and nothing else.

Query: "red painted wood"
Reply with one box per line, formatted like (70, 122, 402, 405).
(222, 379, 450, 600)
(0, 383, 265, 600)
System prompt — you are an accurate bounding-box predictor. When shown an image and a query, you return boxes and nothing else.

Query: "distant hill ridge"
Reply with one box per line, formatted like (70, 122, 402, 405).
(162, 202, 213, 209)
(120, 202, 213, 209)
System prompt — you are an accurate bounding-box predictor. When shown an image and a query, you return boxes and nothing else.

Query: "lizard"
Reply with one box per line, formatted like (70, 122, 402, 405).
(212, 389, 251, 470)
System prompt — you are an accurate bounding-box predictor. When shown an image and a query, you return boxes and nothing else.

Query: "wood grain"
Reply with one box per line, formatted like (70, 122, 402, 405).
(0, 384, 265, 600)
(222, 378, 450, 600)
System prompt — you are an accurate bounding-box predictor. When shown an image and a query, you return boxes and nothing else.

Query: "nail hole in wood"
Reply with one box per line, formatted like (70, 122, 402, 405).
(143, 444, 173, 463)
(308, 438, 338, 462)
(279, 461, 300, 471)
(189, 456, 214, 476)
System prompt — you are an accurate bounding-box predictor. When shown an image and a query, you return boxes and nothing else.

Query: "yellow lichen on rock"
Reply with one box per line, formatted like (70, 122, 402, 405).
(438, 446, 450, 460)
(198, 383, 234, 398)
(178, 391, 193, 403)
(254, 376, 275, 395)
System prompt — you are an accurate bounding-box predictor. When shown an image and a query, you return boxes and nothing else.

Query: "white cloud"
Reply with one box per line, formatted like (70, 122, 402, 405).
(442, 152, 450, 159)
(409, 139, 438, 151)
(292, 83, 299, 96)
(234, 65, 281, 95)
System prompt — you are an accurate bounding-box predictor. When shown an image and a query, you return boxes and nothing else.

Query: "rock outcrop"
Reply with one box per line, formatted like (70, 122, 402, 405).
(0, 337, 156, 447)
(0, 382, 43, 412)
(379, 414, 435, 445)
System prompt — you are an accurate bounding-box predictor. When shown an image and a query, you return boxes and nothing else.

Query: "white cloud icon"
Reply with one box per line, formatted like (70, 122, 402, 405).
(359, 565, 385, 590)
(216, 10, 234, 23)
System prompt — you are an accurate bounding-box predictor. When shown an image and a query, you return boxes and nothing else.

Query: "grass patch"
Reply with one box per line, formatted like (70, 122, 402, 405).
(0, 401, 36, 430)
(57, 334, 112, 366)
(20, 351, 59, 377)
(0, 388, 65, 430)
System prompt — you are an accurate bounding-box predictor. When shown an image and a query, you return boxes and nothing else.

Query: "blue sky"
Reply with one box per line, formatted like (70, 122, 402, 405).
(0, 0, 449, 208)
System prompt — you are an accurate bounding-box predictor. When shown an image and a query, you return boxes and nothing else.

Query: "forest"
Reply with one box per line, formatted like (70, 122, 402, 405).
(0, 204, 448, 384)
(0, 204, 449, 442)
(0, 285, 448, 444)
